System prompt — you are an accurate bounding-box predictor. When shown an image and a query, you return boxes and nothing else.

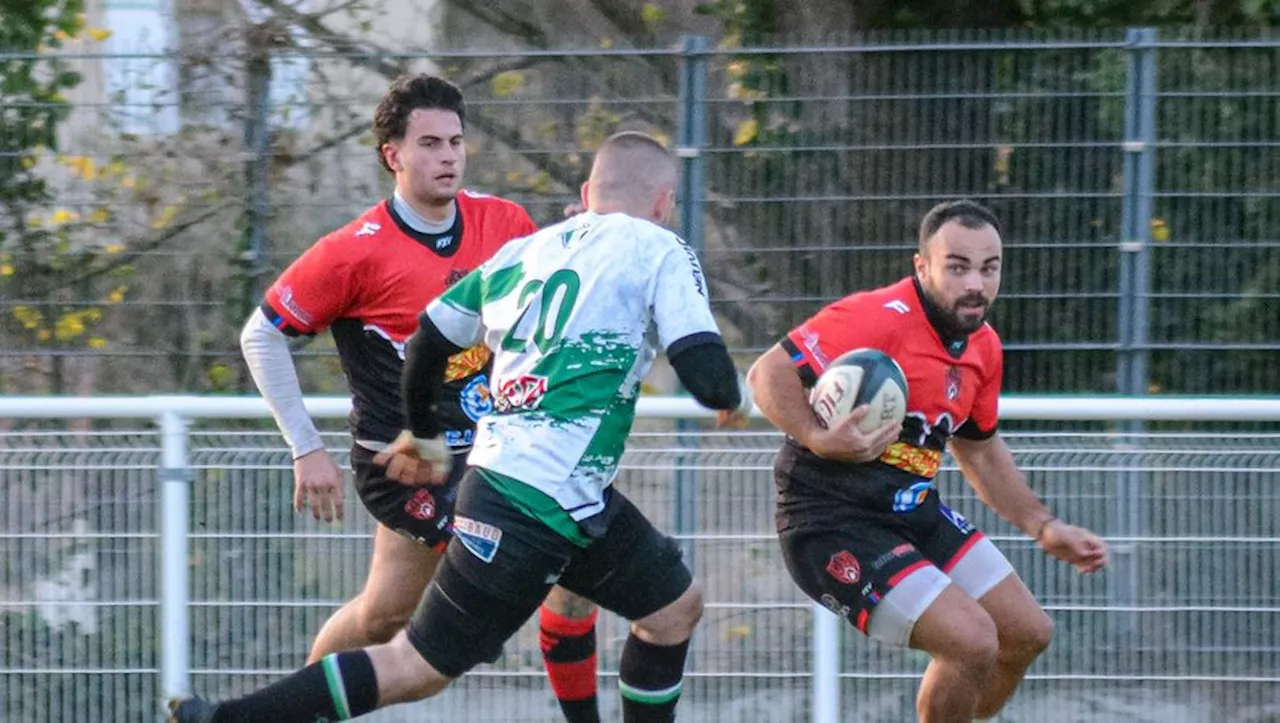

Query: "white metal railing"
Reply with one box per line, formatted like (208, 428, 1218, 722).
(2, 394, 1279, 723)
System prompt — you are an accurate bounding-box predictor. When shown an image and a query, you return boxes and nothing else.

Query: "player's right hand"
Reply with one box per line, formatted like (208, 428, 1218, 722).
(293, 448, 345, 523)
(373, 430, 450, 487)
(805, 405, 903, 463)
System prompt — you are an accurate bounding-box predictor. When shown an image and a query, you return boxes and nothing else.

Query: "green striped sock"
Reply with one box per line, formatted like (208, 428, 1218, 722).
(321, 654, 353, 719)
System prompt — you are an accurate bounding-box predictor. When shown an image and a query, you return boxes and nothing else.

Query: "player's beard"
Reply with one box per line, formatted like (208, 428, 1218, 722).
(948, 293, 990, 334)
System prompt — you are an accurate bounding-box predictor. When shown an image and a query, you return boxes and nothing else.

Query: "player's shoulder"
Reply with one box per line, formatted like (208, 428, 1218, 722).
(456, 188, 532, 218)
(971, 321, 1004, 356)
(826, 277, 917, 318)
(311, 201, 395, 255)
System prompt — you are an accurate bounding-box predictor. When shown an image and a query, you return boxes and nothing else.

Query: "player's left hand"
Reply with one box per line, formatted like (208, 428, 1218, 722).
(1037, 519, 1109, 574)
(373, 430, 450, 486)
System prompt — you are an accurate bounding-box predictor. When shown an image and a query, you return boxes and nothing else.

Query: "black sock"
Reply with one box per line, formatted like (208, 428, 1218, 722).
(211, 650, 379, 722)
(617, 635, 691, 723)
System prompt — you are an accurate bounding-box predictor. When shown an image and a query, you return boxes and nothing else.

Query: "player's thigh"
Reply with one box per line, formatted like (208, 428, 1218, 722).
(350, 443, 463, 552)
(405, 468, 577, 679)
(556, 490, 693, 623)
(778, 519, 950, 647)
(918, 499, 1015, 602)
(359, 523, 441, 623)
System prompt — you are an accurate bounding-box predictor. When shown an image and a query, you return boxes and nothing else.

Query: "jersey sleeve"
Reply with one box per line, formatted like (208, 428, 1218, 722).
(426, 266, 485, 349)
(955, 334, 1003, 440)
(652, 239, 721, 356)
(781, 295, 890, 387)
(260, 236, 362, 336)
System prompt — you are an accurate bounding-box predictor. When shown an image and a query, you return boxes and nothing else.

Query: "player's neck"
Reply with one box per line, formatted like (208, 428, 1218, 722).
(393, 189, 456, 234)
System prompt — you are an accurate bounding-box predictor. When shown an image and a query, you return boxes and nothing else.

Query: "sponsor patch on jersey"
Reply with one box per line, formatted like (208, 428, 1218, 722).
(881, 442, 944, 479)
(444, 429, 475, 448)
(826, 550, 861, 585)
(945, 365, 962, 401)
(940, 504, 976, 535)
(892, 480, 935, 513)
(495, 374, 548, 413)
(453, 516, 503, 563)
(445, 344, 492, 383)
(460, 374, 494, 422)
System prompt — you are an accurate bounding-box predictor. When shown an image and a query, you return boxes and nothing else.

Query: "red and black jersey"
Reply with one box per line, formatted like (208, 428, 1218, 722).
(776, 276, 1003, 504)
(261, 190, 537, 445)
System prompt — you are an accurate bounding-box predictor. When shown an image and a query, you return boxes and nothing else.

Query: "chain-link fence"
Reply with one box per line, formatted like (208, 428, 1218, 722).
(2, 31, 1277, 396)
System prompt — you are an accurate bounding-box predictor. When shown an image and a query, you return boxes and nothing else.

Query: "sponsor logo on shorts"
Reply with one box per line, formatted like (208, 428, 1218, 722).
(403, 488, 437, 521)
(940, 504, 976, 535)
(454, 516, 503, 563)
(872, 542, 916, 570)
(892, 480, 934, 513)
(459, 374, 494, 422)
(819, 593, 851, 619)
(825, 550, 861, 585)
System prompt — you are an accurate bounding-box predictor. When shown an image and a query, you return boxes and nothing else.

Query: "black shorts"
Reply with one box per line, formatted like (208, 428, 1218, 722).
(775, 450, 1012, 643)
(405, 468, 692, 678)
(350, 443, 468, 552)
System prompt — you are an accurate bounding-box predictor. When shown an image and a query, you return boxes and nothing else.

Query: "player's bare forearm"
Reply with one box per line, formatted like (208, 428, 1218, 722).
(949, 434, 1055, 538)
(747, 345, 824, 447)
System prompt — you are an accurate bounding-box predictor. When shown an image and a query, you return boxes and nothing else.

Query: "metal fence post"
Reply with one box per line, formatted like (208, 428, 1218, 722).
(1115, 26, 1158, 644)
(811, 604, 841, 723)
(159, 410, 192, 703)
(673, 34, 710, 566)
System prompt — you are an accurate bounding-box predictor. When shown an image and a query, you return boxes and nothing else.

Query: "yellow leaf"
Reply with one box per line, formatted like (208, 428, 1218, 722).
(0, 264, 13, 276)
(727, 61, 749, 78)
(55, 313, 86, 341)
(726, 624, 753, 639)
(640, 3, 666, 31)
(88, 27, 113, 42)
(80, 158, 98, 180)
(121, 176, 136, 189)
(108, 288, 126, 303)
(490, 71, 526, 99)
(733, 118, 760, 146)
(27, 216, 42, 228)
(51, 208, 78, 224)
(1151, 217, 1170, 242)
(83, 308, 102, 322)
(53, 29, 69, 42)
(600, 37, 614, 49)
(104, 243, 125, 254)
(88, 337, 107, 349)
(21, 156, 35, 170)
(90, 208, 110, 224)
(151, 205, 178, 230)
(37, 329, 51, 341)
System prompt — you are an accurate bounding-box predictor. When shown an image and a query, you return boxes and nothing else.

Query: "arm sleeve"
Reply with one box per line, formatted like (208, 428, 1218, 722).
(779, 296, 889, 387)
(653, 240, 721, 352)
(239, 308, 325, 459)
(955, 340, 1003, 440)
(668, 335, 745, 412)
(402, 312, 467, 439)
(260, 236, 363, 336)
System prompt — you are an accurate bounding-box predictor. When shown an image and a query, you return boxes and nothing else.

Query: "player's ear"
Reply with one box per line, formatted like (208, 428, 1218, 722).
(912, 252, 926, 277)
(382, 142, 402, 173)
(579, 181, 590, 210)
(654, 188, 675, 224)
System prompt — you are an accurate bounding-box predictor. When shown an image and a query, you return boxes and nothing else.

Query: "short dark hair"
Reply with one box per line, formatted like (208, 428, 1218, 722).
(918, 200, 1001, 253)
(372, 74, 465, 173)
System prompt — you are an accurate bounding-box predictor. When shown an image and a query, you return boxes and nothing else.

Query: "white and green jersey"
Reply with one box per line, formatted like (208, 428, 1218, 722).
(427, 211, 721, 521)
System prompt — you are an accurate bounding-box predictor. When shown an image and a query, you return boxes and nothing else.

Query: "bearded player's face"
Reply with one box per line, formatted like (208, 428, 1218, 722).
(384, 108, 466, 208)
(914, 220, 1003, 335)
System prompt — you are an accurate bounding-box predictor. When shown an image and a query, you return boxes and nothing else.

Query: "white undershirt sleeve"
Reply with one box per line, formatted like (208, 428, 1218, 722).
(239, 308, 326, 459)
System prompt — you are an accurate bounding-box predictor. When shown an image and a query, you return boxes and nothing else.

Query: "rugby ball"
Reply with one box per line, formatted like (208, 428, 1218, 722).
(809, 348, 908, 433)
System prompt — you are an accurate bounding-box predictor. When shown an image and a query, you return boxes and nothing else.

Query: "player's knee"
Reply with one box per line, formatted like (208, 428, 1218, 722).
(949, 613, 1000, 674)
(1008, 608, 1054, 661)
(542, 586, 598, 620)
(357, 599, 413, 644)
(633, 581, 703, 644)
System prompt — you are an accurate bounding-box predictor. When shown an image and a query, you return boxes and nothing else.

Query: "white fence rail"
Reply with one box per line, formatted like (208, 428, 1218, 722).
(2, 395, 1279, 722)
